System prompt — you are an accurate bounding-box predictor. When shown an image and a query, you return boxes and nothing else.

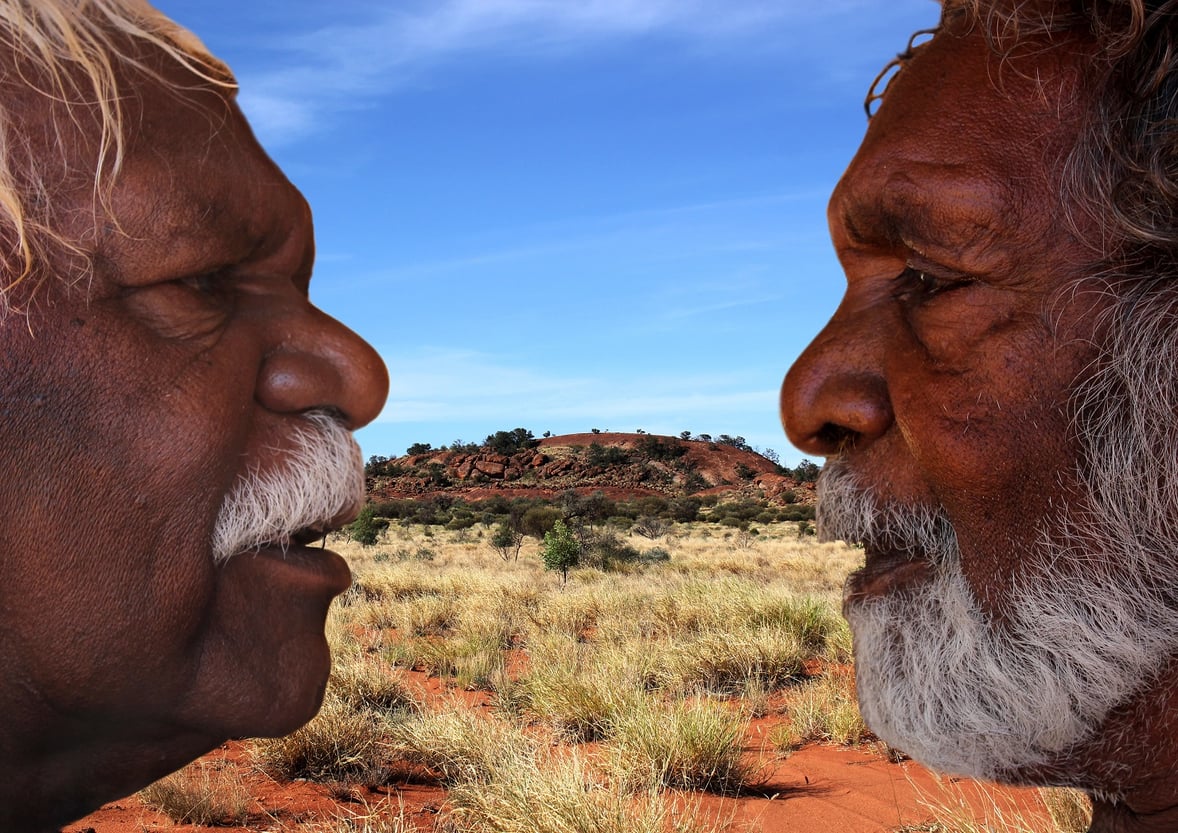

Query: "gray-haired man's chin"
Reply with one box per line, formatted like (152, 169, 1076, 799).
(843, 566, 1099, 784)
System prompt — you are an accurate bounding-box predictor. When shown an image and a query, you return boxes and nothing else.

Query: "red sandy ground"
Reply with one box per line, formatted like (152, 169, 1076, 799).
(66, 664, 1051, 833)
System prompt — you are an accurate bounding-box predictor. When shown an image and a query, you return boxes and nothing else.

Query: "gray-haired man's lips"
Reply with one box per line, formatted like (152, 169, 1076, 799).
(222, 539, 353, 598)
(843, 545, 932, 613)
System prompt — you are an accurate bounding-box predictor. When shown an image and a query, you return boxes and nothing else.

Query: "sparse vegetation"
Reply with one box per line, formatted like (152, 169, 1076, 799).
(490, 519, 524, 561)
(124, 521, 1080, 833)
(772, 666, 867, 750)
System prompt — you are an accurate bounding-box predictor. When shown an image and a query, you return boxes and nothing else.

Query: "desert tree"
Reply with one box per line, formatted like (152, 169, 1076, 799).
(541, 519, 581, 583)
(490, 521, 525, 561)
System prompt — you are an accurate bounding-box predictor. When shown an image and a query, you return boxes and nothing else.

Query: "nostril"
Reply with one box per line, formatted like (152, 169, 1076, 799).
(816, 422, 855, 451)
(781, 356, 893, 458)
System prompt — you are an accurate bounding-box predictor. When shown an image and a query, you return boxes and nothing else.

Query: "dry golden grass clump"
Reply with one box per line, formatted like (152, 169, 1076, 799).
(253, 692, 399, 785)
(772, 665, 868, 750)
(896, 778, 1093, 833)
(137, 759, 253, 825)
(605, 697, 753, 792)
(513, 635, 644, 741)
(391, 702, 735, 833)
(252, 608, 421, 785)
(1041, 788, 1093, 832)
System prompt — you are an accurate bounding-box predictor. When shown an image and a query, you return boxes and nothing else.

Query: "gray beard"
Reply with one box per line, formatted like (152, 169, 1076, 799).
(818, 286, 1178, 785)
(823, 454, 1178, 784)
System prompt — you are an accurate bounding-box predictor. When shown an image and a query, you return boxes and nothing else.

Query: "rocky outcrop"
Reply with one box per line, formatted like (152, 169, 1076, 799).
(368, 433, 815, 506)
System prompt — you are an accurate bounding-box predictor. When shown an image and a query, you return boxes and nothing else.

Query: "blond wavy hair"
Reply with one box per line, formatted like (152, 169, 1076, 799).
(0, 0, 235, 315)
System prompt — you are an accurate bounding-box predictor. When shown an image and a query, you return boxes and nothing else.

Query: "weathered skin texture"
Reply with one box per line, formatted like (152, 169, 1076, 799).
(0, 38, 388, 832)
(780, 19, 1178, 833)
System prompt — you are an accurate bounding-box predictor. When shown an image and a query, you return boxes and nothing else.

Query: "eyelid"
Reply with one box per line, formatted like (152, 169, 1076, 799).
(180, 273, 217, 293)
(892, 259, 973, 302)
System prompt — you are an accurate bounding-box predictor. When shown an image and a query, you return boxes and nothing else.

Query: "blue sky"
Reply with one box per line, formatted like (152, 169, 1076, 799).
(155, 1, 938, 467)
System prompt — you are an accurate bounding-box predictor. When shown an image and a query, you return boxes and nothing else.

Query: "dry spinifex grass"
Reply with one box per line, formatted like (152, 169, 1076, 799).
(896, 776, 1092, 833)
(138, 758, 254, 825)
(142, 524, 867, 830)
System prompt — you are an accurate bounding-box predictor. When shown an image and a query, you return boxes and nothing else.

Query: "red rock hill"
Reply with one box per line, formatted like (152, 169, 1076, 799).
(367, 432, 814, 505)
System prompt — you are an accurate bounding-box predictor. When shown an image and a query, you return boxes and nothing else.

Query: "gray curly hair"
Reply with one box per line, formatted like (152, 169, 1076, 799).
(0, 0, 234, 316)
(873, 0, 1178, 273)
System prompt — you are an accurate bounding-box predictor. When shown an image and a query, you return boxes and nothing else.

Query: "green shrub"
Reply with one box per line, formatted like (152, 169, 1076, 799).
(491, 521, 524, 561)
(669, 497, 703, 522)
(779, 504, 816, 522)
(580, 531, 642, 570)
(635, 435, 689, 461)
(790, 459, 821, 483)
(587, 442, 630, 466)
(348, 505, 388, 546)
(541, 519, 581, 582)
(521, 505, 563, 539)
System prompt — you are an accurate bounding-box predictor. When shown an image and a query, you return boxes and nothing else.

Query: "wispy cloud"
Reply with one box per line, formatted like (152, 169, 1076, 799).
(234, 0, 883, 145)
(378, 346, 776, 426)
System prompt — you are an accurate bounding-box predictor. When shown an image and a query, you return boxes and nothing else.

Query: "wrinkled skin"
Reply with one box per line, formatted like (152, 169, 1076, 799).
(0, 41, 388, 831)
(780, 20, 1178, 833)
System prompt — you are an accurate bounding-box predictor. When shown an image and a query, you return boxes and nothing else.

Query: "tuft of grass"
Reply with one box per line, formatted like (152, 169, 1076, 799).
(606, 697, 754, 793)
(138, 760, 253, 825)
(302, 796, 419, 833)
(405, 592, 460, 637)
(446, 749, 735, 833)
(390, 706, 535, 785)
(518, 661, 643, 742)
(331, 656, 420, 713)
(643, 626, 806, 697)
(388, 704, 735, 833)
(823, 615, 854, 663)
(392, 631, 506, 689)
(772, 666, 867, 750)
(1041, 788, 1092, 833)
(895, 777, 1090, 833)
(252, 692, 401, 784)
(740, 594, 840, 654)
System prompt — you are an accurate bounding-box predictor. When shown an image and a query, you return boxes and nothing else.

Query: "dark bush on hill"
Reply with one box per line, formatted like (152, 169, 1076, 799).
(789, 459, 821, 483)
(669, 497, 702, 523)
(635, 435, 688, 462)
(485, 428, 540, 456)
(365, 455, 406, 477)
(520, 505, 562, 539)
(716, 435, 752, 452)
(587, 443, 630, 467)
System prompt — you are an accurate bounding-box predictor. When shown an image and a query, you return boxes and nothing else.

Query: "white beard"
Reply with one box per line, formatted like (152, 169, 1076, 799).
(821, 462, 1178, 781)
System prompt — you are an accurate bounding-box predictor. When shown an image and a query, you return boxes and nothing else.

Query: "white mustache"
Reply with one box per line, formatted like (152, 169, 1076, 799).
(211, 410, 364, 563)
(816, 461, 958, 566)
